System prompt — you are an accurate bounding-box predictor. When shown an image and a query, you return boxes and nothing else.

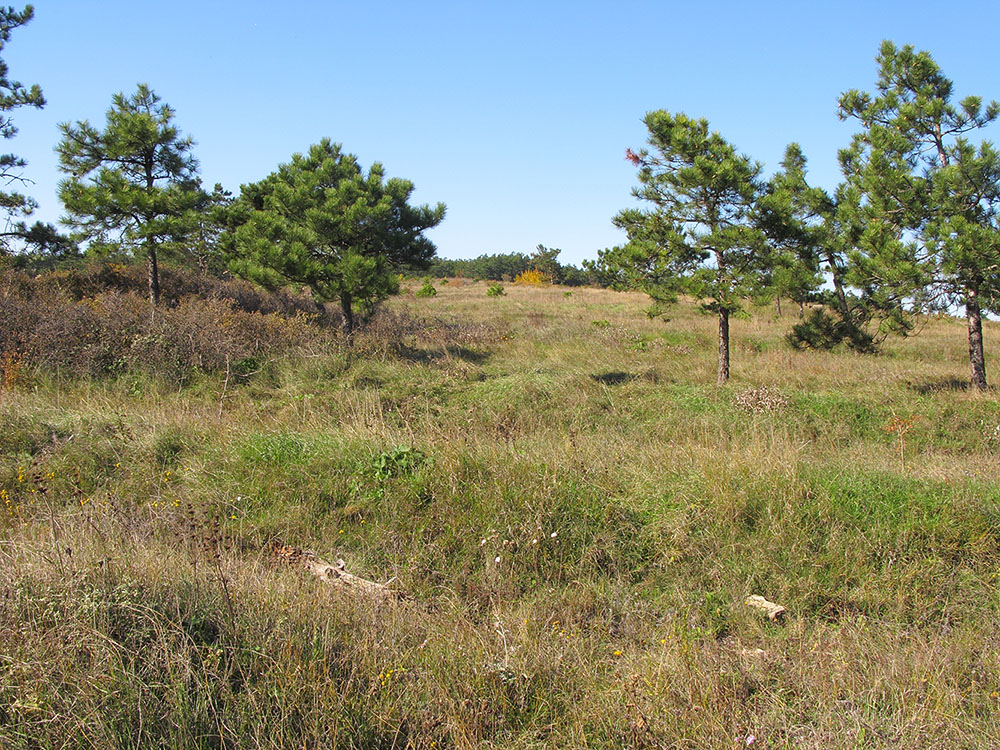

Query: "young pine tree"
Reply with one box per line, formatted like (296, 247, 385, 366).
(57, 84, 202, 305)
(839, 41, 1000, 389)
(226, 139, 445, 337)
(758, 144, 877, 352)
(0, 5, 64, 257)
(756, 144, 826, 319)
(608, 110, 770, 384)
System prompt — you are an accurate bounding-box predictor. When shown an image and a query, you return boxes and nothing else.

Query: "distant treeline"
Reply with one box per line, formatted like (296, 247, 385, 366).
(424, 247, 595, 286)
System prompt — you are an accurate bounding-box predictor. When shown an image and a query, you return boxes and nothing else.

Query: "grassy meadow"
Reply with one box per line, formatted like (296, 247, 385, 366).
(2, 275, 1000, 748)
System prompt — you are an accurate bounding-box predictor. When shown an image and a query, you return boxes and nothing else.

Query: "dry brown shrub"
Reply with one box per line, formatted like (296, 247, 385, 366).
(0, 265, 327, 379)
(36, 262, 318, 317)
(134, 296, 321, 376)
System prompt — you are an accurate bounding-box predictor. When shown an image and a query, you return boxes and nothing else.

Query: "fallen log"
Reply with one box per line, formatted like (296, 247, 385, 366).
(272, 543, 402, 601)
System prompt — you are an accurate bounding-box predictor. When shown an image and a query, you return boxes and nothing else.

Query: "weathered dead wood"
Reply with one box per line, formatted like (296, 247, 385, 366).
(745, 594, 786, 621)
(272, 543, 402, 601)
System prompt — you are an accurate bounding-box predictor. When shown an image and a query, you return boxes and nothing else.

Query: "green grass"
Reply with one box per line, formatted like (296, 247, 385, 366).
(2, 280, 1000, 747)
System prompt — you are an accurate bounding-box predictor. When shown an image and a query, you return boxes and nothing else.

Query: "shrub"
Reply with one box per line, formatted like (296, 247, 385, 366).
(369, 445, 427, 480)
(0, 266, 326, 381)
(415, 281, 437, 298)
(513, 268, 551, 286)
(486, 283, 505, 297)
(37, 261, 318, 317)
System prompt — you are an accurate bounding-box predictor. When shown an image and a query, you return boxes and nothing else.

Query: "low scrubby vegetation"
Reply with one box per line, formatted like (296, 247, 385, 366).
(0, 264, 325, 381)
(2, 266, 1000, 748)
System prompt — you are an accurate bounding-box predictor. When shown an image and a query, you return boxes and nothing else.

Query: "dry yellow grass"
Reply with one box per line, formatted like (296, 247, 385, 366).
(1, 280, 999, 747)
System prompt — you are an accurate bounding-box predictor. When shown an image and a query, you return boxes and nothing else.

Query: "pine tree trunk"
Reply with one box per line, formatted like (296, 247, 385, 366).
(775, 296, 782, 317)
(799, 301, 805, 319)
(340, 290, 355, 341)
(826, 252, 851, 321)
(147, 246, 160, 306)
(717, 308, 730, 384)
(967, 286, 987, 390)
(144, 162, 160, 306)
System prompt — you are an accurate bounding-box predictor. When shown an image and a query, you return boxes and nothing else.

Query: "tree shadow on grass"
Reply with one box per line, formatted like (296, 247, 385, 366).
(907, 377, 975, 394)
(394, 344, 490, 365)
(591, 371, 636, 386)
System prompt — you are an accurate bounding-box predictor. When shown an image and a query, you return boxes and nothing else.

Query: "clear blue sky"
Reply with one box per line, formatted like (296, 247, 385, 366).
(7, 0, 1000, 266)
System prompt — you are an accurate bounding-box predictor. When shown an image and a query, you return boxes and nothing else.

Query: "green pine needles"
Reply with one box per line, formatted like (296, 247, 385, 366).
(602, 42, 1000, 388)
(608, 110, 769, 383)
(838, 41, 1000, 390)
(57, 84, 203, 305)
(0, 5, 57, 257)
(224, 139, 445, 337)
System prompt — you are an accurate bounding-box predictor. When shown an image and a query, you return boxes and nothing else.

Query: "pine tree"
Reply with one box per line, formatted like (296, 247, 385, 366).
(226, 139, 445, 336)
(756, 144, 826, 318)
(181, 183, 232, 276)
(839, 41, 1000, 389)
(530, 244, 563, 282)
(758, 144, 876, 352)
(57, 84, 201, 305)
(0, 5, 50, 253)
(607, 110, 769, 384)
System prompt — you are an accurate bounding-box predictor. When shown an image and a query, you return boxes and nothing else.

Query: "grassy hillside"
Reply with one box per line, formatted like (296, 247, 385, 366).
(2, 277, 1000, 748)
